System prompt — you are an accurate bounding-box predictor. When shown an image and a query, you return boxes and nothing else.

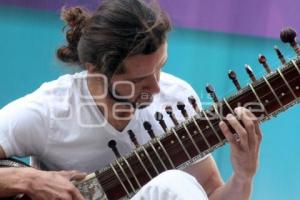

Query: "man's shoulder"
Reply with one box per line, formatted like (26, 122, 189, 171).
(159, 72, 194, 91)
(159, 72, 198, 99)
(148, 72, 200, 113)
(1, 71, 87, 121)
(36, 71, 87, 95)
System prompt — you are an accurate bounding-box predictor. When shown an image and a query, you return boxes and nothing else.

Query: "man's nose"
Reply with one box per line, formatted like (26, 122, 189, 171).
(145, 74, 160, 94)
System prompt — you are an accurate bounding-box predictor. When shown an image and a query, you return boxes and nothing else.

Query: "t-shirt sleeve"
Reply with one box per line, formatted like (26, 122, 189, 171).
(0, 95, 49, 158)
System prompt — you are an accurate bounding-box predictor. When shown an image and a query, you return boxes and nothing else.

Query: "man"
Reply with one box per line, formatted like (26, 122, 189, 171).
(0, 0, 262, 199)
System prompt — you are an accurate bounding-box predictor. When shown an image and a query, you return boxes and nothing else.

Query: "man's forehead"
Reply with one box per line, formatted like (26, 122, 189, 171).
(123, 43, 168, 73)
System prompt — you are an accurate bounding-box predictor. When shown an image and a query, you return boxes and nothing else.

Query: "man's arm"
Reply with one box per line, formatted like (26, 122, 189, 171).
(184, 107, 262, 200)
(0, 146, 86, 200)
(183, 156, 224, 196)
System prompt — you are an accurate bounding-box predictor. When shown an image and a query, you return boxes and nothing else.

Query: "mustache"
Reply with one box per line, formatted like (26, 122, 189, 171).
(140, 92, 153, 100)
(107, 86, 153, 109)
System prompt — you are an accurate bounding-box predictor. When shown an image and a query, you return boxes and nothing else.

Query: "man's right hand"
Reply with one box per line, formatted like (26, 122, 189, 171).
(22, 168, 86, 200)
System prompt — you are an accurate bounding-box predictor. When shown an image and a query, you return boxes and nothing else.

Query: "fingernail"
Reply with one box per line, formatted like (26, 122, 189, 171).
(226, 114, 233, 119)
(219, 121, 224, 127)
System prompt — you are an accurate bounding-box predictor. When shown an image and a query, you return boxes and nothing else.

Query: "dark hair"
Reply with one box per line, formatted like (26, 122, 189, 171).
(57, 0, 171, 78)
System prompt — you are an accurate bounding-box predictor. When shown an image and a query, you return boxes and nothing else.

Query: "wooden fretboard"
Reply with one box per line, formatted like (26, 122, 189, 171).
(90, 58, 300, 200)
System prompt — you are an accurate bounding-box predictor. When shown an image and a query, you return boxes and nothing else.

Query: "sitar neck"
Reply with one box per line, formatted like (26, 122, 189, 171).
(76, 58, 300, 200)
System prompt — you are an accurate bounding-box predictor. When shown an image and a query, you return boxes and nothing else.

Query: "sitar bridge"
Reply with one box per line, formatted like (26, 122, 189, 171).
(74, 173, 108, 200)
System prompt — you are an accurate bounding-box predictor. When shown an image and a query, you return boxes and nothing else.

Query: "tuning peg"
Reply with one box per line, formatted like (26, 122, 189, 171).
(188, 96, 201, 113)
(274, 45, 286, 64)
(143, 121, 156, 139)
(177, 101, 189, 120)
(245, 64, 256, 82)
(127, 130, 139, 148)
(165, 105, 179, 126)
(280, 27, 300, 56)
(205, 84, 219, 103)
(154, 112, 168, 132)
(258, 54, 272, 73)
(228, 70, 241, 91)
(108, 140, 121, 158)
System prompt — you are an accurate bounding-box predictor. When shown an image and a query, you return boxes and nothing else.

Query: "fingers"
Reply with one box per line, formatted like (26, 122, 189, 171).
(244, 109, 263, 144)
(227, 112, 249, 150)
(237, 107, 262, 150)
(56, 186, 84, 200)
(256, 124, 262, 144)
(219, 120, 235, 143)
(235, 107, 257, 149)
(219, 107, 261, 151)
(57, 170, 86, 200)
(219, 120, 243, 152)
(71, 188, 85, 200)
(58, 170, 87, 181)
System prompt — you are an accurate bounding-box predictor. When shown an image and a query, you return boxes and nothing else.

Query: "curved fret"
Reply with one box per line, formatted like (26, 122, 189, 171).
(122, 156, 141, 188)
(223, 98, 235, 114)
(212, 103, 223, 120)
(263, 76, 283, 107)
(277, 68, 297, 99)
(292, 59, 300, 74)
(202, 111, 222, 142)
(115, 159, 136, 193)
(133, 150, 152, 179)
(155, 138, 175, 168)
(171, 128, 192, 160)
(148, 141, 168, 170)
(182, 123, 201, 154)
(110, 163, 130, 196)
(192, 116, 211, 148)
(141, 146, 159, 175)
(248, 83, 270, 118)
(81, 58, 300, 200)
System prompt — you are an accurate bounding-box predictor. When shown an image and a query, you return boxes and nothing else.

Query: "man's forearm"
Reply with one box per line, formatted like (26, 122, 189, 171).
(208, 174, 253, 200)
(0, 168, 29, 197)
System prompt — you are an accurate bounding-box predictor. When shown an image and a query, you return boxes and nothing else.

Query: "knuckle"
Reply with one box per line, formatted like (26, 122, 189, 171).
(66, 185, 76, 193)
(227, 137, 235, 143)
(245, 121, 255, 130)
(234, 106, 242, 113)
(219, 123, 228, 132)
(247, 124, 255, 132)
(239, 130, 247, 136)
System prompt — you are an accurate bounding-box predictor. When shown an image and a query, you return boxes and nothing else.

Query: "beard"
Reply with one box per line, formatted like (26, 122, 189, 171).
(135, 92, 154, 109)
(108, 86, 153, 110)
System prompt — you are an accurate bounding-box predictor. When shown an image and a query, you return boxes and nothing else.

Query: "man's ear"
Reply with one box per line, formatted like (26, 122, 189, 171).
(85, 63, 98, 73)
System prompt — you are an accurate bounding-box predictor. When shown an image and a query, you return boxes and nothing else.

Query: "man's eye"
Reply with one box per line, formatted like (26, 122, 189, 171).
(131, 77, 144, 83)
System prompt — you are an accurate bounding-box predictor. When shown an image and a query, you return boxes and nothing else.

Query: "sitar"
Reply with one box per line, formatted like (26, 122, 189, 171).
(1, 27, 300, 200)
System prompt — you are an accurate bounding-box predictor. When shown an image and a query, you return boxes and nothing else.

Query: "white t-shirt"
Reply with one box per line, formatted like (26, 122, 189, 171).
(0, 71, 207, 173)
(132, 170, 209, 200)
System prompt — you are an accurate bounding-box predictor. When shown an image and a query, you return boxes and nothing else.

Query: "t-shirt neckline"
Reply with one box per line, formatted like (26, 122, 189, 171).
(82, 72, 139, 135)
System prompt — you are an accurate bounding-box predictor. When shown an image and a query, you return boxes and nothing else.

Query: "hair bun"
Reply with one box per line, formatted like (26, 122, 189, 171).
(61, 6, 89, 29)
(57, 46, 79, 64)
(57, 6, 90, 65)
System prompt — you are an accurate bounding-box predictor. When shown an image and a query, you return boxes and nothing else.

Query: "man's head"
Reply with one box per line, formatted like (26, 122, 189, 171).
(57, 0, 171, 108)
(109, 42, 168, 109)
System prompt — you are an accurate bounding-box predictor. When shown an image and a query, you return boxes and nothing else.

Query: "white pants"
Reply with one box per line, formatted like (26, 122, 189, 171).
(131, 170, 209, 200)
